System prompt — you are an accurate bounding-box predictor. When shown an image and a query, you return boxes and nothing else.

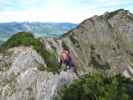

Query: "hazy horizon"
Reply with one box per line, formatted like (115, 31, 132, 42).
(0, 0, 133, 23)
(0, 21, 78, 24)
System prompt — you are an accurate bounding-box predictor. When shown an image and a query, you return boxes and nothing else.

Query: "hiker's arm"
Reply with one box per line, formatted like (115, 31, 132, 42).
(58, 55, 62, 66)
(59, 60, 62, 66)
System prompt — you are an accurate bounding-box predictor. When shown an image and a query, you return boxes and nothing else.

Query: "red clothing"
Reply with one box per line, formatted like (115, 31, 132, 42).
(59, 49, 76, 71)
(60, 50, 71, 62)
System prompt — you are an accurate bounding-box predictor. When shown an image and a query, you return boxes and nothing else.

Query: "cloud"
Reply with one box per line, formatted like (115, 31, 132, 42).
(0, 0, 133, 23)
(81, 0, 133, 7)
(0, 7, 101, 23)
(98, 0, 132, 7)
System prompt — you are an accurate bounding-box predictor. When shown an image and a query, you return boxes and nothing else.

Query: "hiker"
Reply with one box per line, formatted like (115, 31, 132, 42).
(59, 48, 76, 72)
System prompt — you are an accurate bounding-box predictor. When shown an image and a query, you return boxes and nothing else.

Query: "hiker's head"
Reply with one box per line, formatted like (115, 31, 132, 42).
(61, 47, 69, 53)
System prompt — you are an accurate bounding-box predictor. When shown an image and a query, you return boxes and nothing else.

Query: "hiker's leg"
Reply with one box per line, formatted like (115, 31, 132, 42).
(64, 60, 69, 71)
(68, 61, 76, 71)
(64, 60, 76, 71)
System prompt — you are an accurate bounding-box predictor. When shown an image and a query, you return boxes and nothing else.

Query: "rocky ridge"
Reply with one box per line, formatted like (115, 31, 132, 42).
(62, 9, 133, 77)
(0, 9, 133, 100)
(0, 47, 77, 100)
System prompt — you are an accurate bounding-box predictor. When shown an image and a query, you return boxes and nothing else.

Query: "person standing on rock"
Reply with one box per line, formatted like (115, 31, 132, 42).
(59, 48, 76, 72)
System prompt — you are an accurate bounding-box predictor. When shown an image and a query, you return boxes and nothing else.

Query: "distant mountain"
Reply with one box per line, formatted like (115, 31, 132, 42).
(0, 22, 77, 41)
(1, 9, 133, 100)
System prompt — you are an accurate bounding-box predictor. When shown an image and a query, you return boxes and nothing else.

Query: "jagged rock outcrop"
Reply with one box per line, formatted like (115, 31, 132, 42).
(0, 47, 77, 100)
(62, 9, 133, 77)
(1, 9, 133, 100)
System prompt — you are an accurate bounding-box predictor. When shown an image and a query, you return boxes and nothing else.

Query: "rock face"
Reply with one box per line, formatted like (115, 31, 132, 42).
(1, 9, 133, 100)
(62, 9, 133, 77)
(0, 47, 77, 100)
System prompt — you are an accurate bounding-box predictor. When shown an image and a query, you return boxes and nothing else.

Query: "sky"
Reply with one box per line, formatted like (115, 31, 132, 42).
(0, 0, 133, 23)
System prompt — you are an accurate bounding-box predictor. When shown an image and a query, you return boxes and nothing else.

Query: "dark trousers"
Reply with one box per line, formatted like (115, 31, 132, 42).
(64, 59, 75, 70)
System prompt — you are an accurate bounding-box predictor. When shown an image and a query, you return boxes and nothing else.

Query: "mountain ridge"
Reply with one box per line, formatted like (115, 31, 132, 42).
(61, 9, 133, 76)
(0, 9, 133, 100)
(0, 22, 77, 41)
